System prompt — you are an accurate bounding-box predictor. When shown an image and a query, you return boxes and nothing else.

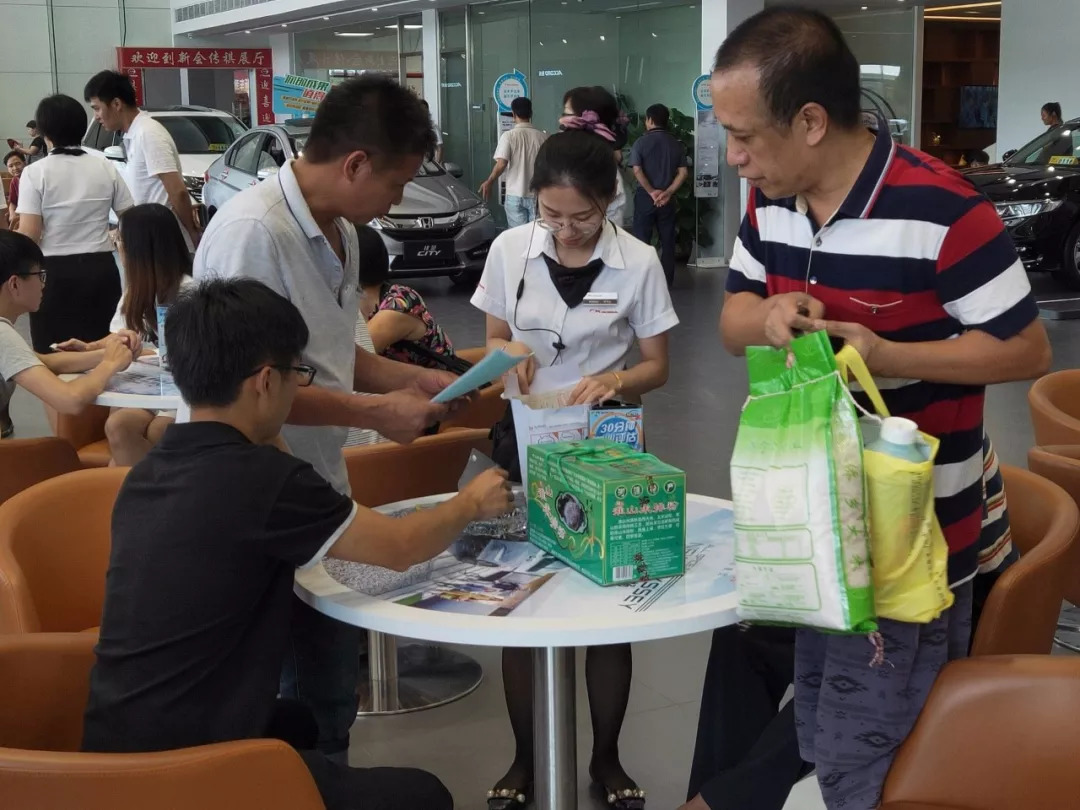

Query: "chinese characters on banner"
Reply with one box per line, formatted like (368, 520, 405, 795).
(116, 48, 275, 125)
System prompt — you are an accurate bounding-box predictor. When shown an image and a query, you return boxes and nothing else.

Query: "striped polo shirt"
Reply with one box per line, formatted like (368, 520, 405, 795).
(727, 123, 1039, 584)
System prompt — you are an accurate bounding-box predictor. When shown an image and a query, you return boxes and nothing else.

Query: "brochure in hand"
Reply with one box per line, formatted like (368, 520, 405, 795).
(431, 348, 531, 404)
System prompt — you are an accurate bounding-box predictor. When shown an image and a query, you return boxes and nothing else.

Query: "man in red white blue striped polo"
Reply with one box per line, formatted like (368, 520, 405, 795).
(712, 7, 1051, 810)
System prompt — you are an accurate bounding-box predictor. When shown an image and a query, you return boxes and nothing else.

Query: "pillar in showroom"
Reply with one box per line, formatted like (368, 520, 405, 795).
(700, 0, 763, 260)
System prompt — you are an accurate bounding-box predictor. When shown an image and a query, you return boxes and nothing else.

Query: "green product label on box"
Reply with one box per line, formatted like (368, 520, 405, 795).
(527, 438, 686, 586)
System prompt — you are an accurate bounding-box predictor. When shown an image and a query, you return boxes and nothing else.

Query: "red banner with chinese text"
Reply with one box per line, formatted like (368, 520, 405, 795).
(116, 48, 275, 125)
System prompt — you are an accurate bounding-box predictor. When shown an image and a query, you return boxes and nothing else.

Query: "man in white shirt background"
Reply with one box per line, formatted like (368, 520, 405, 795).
(479, 97, 547, 228)
(84, 71, 200, 251)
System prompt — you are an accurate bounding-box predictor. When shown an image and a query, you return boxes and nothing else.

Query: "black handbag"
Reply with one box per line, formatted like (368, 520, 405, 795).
(399, 341, 474, 377)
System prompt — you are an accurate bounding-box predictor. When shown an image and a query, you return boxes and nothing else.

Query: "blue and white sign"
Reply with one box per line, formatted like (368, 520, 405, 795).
(692, 74, 713, 112)
(493, 69, 529, 113)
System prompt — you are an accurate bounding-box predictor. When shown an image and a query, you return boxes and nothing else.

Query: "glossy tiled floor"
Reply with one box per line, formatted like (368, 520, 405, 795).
(10, 266, 1080, 810)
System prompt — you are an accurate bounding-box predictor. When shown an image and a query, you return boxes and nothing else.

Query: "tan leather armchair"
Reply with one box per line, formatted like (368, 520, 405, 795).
(1029, 369, 1080, 446)
(439, 381, 506, 433)
(969, 464, 1080, 656)
(0, 633, 325, 810)
(45, 404, 113, 468)
(345, 427, 493, 508)
(0, 467, 127, 633)
(0, 437, 82, 508)
(881, 656, 1080, 810)
(1026, 445, 1080, 651)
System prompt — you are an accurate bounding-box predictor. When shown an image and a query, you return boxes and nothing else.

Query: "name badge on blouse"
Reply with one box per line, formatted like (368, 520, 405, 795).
(583, 292, 618, 306)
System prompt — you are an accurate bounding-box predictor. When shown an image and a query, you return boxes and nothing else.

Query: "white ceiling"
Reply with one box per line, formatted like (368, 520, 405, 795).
(188, 0, 998, 42)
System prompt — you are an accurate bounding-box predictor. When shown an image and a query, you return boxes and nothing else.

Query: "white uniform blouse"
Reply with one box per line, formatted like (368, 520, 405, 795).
(471, 221, 678, 375)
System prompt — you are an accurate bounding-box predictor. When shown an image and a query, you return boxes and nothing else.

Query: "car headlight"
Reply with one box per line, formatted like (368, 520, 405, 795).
(458, 204, 490, 226)
(995, 199, 1062, 223)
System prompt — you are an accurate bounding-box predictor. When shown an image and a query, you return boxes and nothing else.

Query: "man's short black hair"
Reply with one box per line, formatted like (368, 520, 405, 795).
(34, 95, 88, 149)
(970, 149, 990, 165)
(166, 279, 310, 408)
(25, 120, 36, 130)
(713, 5, 862, 130)
(1043, 102, 1062, 120)
(0, 230, 44, 285)
(511, 97, 533, 120)
(83, 70, 138, 108)
(355, 225, 390, 288)
(304, 75, 435, 165)
(645, 103, 670, 129)
(3, 151, 21, 166)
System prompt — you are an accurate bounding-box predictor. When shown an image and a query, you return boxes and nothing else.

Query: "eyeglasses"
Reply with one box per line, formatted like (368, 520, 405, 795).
(246, 363, 317, 387)
(535, 217, 604, 237)
(19, 271, 47, 283)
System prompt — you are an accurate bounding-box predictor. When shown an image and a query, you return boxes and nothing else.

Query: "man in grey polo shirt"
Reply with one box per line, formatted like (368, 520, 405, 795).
(194, 75, 457, 759)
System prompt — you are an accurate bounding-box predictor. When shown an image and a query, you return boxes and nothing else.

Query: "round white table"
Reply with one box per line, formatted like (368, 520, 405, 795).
(295, 492, 739, 810)
(61, 357, 182, 410)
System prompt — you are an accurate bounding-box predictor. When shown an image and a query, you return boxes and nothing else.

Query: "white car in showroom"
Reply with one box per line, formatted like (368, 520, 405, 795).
(201, 118, 497, 287)
(82, 106, 248, 205)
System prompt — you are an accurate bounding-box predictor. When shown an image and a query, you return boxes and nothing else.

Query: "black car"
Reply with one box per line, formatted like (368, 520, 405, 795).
(965, 121, 1080, 288)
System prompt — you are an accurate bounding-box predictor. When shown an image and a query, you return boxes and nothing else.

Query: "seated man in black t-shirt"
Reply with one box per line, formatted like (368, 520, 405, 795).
(82, 278, 513, 810)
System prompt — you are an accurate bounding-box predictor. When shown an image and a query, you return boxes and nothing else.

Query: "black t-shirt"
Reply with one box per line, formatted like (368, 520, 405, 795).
(29, 136, 47, 161)
(82, 421, 355, 754)
(629, 128, 687, 192)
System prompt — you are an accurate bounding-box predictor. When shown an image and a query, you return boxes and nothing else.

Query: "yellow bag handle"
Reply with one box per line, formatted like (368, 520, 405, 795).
(835, 345, 890, 418)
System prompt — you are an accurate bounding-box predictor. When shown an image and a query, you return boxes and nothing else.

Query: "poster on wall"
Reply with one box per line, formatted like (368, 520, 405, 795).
(115, 47, 275, 125)
(692, 74, 720, 199)
(272, 74, 330, 118)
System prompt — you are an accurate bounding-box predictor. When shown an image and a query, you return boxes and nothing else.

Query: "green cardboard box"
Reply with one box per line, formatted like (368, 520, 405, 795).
(526, 438, 687, 586)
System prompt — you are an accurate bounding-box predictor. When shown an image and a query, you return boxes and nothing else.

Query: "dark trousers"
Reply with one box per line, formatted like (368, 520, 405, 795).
(268, 700, 453, 810)
(632, 186, 677, 287)
(687, 626, 811, 810)
(281, 596, 366, 757)
(29, 251, 120, 353)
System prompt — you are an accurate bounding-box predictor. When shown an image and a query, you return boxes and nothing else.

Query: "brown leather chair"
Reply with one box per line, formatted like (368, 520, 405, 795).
(345, 427, 493, 508)
(969, 464, 1080, 656)
(439, 381, 506, 433)
(0, 467, 127, 633)
(881, 655, 1080, 810)
(1026, 445, 1080, 651)
(0, 437, 82, 508)
(0, 633, 324, 810)
(46, 404, 113, 468)
(1029, 369, 1080, 446)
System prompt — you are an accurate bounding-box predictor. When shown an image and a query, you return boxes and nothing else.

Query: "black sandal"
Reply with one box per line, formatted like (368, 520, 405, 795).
(590, 777, 646, 810)
(486, 785, 530, 809)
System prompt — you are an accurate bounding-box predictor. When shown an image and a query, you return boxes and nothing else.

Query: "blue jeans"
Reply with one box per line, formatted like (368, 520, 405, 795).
(504, 195, 536, 228)
(281, 597, 364, 757)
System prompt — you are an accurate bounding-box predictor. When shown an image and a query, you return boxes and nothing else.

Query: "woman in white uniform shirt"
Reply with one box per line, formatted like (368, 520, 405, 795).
(472, 114, 678, 810)
(17, 94, 133, 352)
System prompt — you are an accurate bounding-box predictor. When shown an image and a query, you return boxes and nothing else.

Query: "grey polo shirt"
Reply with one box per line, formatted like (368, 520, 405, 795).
(193, 160, 359, 495)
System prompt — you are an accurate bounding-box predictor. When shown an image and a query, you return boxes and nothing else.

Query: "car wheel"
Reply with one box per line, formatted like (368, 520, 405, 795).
(1056, 222, 1080, 290)
(449, 269, 482, 290)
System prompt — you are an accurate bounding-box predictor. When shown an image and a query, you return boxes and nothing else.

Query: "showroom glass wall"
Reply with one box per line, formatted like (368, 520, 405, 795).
(444, 0, 702, 229)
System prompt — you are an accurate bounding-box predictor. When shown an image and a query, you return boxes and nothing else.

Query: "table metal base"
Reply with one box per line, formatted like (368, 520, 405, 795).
(356, 631, 483, 716)
(534, 646, 578, 810)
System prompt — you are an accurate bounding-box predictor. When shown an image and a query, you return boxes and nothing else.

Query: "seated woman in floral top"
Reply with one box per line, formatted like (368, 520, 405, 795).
(356, 224, 459, 369)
